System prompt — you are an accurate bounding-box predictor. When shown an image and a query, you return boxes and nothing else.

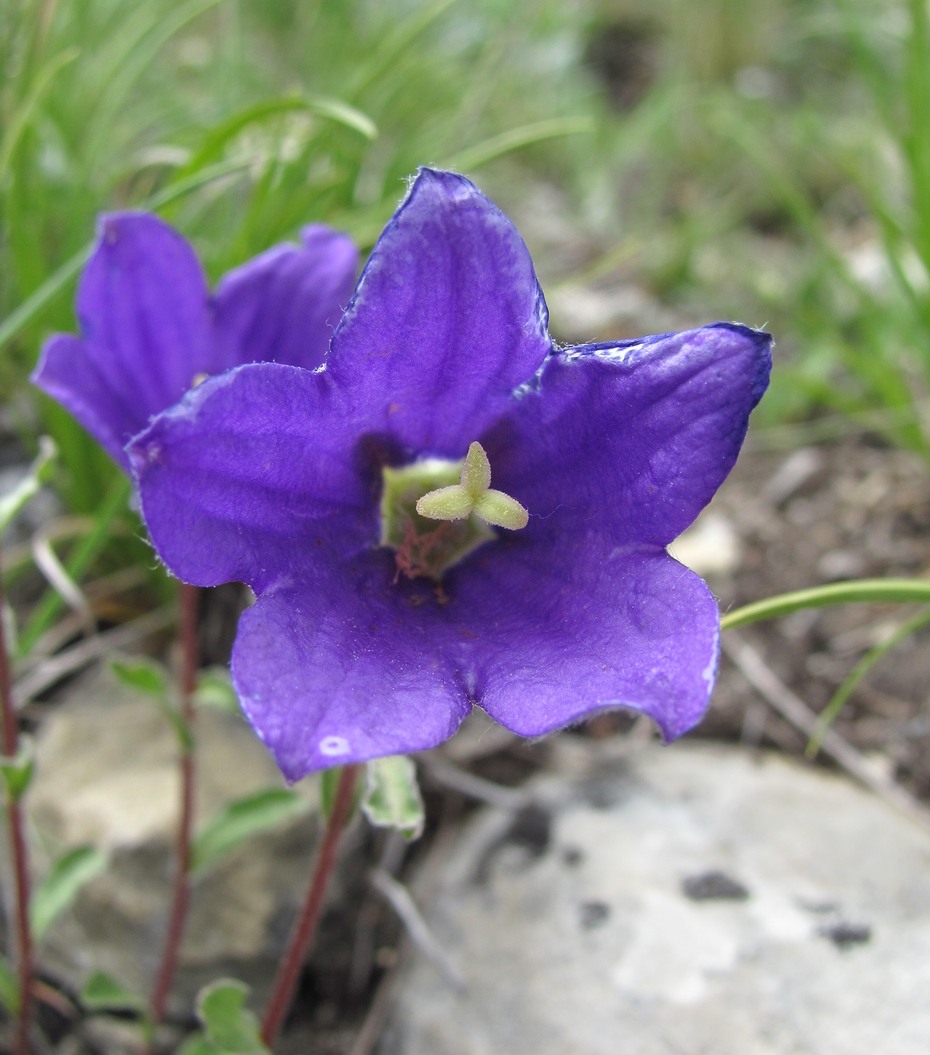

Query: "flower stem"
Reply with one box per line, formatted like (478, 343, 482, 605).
(145, 582, 199, 1045)
(0, 549, 34, 1055)
(720, 577, 930, 630)
(260, 763, 360, 1049)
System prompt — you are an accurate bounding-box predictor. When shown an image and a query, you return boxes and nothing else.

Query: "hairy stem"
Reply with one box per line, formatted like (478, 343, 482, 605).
(145, 582, 199, 1045)
(261, 764, 360, 1049)
(0, 550, 34, 1055)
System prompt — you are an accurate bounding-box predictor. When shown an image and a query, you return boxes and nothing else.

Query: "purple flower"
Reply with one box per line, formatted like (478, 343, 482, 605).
(32, 213, 358, 471)
(128, 169, 771, 781)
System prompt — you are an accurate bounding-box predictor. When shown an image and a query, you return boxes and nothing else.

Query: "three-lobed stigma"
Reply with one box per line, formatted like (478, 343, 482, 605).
(380, 441, 528, 583)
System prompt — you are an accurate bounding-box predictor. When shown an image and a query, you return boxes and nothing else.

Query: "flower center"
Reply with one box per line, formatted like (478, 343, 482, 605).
(380, 441, 528, 582)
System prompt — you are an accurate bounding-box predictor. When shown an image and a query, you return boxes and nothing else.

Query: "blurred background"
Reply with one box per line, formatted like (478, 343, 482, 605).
(4, 0, 929, 505)
(2, 0, 929, 773)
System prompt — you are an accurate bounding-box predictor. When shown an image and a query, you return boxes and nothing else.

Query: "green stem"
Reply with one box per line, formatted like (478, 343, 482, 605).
(720, 578, 930, 631)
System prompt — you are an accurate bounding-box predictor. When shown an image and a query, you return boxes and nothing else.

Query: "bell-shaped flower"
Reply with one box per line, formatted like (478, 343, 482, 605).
(32, 213, 358, 471)
(128, 169, 772, 781)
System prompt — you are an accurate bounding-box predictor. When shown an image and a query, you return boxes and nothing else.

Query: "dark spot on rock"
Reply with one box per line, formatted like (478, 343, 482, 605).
(471, 804, 552, 884)
(579, 901, 611, 930)
(562, 846, 584, 867)
(818, 921, 872, 949)
(682, 870, 750, 902)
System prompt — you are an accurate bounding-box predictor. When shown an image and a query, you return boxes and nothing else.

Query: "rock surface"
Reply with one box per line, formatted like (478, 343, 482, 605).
(385, 740, 930, 1055)
(26, 665, 324, 1013)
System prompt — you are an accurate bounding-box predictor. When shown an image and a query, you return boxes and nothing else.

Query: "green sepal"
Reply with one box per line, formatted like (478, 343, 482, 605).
(192, 788, 311, 875)
(361, 755, 425, 841)
(31, 845, 108, 940)
(1, 736, 35, 802)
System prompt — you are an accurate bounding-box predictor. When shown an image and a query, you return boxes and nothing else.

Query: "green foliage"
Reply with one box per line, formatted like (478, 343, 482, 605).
(0, 953, 19, 1014)
(192, 788, 311, 874)
(0, 736, 35, 802)
(193, 667, 241, 714)
(80, 970, 146, 1013)
(0, 436, 56, 536)
(179, 980, 268, 1055)
(30, 846, 108, 941)
(110, 656, 169, 697)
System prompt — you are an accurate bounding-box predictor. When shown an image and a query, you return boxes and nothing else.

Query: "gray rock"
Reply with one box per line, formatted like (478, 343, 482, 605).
(26, 665, 325, 1012)
(386, 740, 930, 1055)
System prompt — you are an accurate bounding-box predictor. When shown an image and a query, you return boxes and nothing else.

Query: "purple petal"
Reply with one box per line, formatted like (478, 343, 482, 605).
(326, 168, 551, 458)
(33, 213, 213, 470)
(449, 538, 720, 740)
(232, 552, 472, 781)
(488, 323, 772, 547)
(128, 363, 374, 591)
(213, 225, 358, 373)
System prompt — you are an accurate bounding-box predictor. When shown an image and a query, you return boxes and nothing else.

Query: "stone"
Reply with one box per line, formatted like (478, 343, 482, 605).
(386, 740, 930, 1055)
(24, 664, 327, 1013)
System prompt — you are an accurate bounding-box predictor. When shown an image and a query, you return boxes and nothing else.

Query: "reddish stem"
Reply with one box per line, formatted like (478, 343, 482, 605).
(260, 764, 360, 1049)
(0, 551, 34, 1055)
(145, 582, 199, 1044)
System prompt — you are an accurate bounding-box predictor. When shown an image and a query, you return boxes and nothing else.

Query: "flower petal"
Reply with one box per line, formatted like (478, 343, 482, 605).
(128, 363, 374, 591)
(231, 552, 472, 781)
(326, 168, 551, 458)
(32, 213, 213, 469)
(449, 537, 720, 740)
(213, 225, 358, 373)
(487, 323, 772, 547)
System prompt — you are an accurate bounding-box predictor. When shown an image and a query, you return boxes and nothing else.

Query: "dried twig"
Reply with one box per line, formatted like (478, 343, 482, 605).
(724, 634, 930, 830)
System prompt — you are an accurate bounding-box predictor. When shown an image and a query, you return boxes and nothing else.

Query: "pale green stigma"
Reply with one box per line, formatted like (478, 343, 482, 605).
(416, 442, 529, 530)
(380, 441, 529, 584)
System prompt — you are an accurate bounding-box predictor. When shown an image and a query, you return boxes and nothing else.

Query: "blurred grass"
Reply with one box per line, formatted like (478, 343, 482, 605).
(2, 0, 930, 635)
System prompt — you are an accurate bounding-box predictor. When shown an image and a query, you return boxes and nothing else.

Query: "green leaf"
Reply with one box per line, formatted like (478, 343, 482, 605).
(192, 789, 310, 875)
(193, 668, 240, 714)
(31, 846, 108, 941)
(80, 970, 146, 1013)
(0, 953, 19, 1014)
(1, 736, 35, 802)
(0, 436, 57, 535)
(361, 755, 425, 841)
(110, 657, 169, 697)
(196, 979, 267, 1054)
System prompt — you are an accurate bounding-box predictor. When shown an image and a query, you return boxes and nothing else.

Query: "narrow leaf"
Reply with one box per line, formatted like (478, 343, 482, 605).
(80, 970, 146, 1013)
(110, 657, 169, 697)
(0, 436, 57, 535)
(1, 736, 35, 802)
(31, 846, 108, 940)
(192, 789, 310, 875)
